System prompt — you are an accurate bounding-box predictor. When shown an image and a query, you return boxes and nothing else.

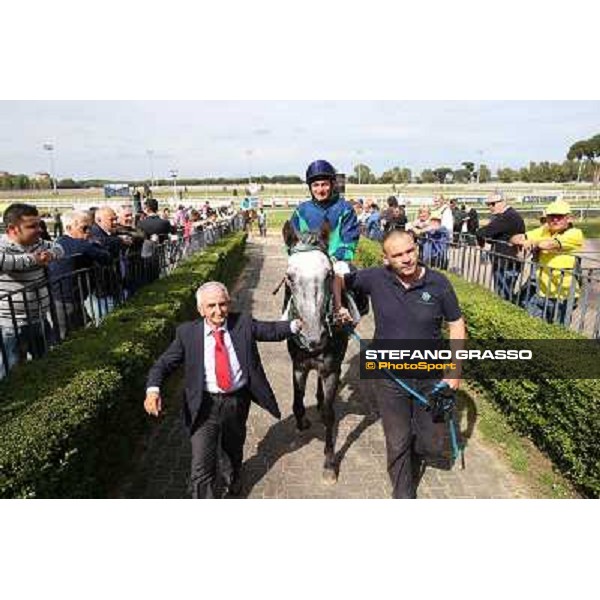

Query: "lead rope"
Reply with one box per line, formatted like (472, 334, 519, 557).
(345, 328, 464, 468)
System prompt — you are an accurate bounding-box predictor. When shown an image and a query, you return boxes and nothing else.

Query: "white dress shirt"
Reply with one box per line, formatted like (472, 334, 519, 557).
(440, 205, 454, 233)
(147, 318, 300, 395)
(203, 322, 246, 393)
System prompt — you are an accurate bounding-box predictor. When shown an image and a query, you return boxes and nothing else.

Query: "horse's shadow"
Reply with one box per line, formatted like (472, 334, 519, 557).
(230, 240, 266, 311)
(236, 352, 479, 498)
(236, 351, 378, 497)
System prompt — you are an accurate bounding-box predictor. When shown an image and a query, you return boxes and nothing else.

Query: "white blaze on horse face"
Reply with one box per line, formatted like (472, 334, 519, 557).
(288, 251, 331, 345)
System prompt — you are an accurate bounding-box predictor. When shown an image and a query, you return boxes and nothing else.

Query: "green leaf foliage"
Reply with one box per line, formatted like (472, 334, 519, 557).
(356, 237, 600, 498)
(0, 233, 247, 498)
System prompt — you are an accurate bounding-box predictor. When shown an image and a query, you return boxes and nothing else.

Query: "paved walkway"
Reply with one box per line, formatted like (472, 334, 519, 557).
(118, 233, 530, 499)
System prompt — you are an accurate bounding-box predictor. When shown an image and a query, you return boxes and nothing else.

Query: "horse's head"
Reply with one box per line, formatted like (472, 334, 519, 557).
(282, 221, 333, 351)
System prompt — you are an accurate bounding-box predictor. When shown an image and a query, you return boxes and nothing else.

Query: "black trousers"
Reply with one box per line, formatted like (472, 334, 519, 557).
(376, 378, 450, 499)
(189, 389, 251, 499)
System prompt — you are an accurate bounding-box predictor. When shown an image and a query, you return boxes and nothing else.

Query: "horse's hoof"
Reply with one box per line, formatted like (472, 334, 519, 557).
(296, 417, 311, 431)
(322, 468, 338, 485)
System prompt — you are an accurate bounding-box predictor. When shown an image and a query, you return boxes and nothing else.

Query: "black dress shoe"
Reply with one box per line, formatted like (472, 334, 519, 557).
(228, 474, 242, 496)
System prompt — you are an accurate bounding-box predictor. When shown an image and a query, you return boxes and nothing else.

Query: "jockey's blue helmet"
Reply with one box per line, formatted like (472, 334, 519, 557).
(306, 159, 336, 185)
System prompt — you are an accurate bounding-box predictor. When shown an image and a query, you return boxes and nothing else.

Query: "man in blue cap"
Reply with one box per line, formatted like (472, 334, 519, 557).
(290, 159, 360, 265)
(287, 159, 366, 317)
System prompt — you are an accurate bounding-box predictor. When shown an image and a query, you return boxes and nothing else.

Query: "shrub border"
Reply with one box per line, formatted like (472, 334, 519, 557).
(355, 237, 600, 497)
(0, 233, 247, 498)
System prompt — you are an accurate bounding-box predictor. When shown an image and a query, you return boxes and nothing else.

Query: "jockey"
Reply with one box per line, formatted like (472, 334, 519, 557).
(291, 159, 359, 265)
(288, 159, 367, 320)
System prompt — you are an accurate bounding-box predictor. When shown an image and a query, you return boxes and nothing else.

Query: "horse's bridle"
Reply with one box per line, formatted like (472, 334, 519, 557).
(284, 242, 336, 352)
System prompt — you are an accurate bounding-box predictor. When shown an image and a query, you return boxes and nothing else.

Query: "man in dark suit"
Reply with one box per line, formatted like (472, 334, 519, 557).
(137, 198, 174, 283)
(137, 197, 173, 242)
(145, 281, 302, 499)
(49, 209, 112, 338)
(87, 206, 128, 323)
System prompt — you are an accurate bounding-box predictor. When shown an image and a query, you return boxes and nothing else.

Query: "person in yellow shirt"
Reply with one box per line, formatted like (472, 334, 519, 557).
(511, 200, 584, 326)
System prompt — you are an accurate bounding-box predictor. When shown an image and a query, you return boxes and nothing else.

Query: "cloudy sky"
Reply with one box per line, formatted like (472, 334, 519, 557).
(0, 101, 598, 181)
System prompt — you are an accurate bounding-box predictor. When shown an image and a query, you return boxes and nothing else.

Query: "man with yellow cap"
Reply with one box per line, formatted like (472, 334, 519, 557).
(511, 199, 584, 326)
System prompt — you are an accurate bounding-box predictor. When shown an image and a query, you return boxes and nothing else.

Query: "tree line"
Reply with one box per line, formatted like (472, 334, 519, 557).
(0, 174, 305, 191)
(2, 134, 598, 190)
(348, 134, 599, 185)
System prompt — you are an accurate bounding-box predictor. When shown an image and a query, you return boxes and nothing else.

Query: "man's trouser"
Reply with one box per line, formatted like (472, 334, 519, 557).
(0, 320, 52, 378)
(527, 294, 575, 327)
(84, 294, 115, 326)
(189, 389, 251, 499)
(491, 256, 521, 302)
(376, 378, 452, 499)
(52, 300, 85, 341)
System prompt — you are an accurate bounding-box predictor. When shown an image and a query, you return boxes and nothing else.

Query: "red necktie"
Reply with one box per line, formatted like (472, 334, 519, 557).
(214, 329, 233, 391)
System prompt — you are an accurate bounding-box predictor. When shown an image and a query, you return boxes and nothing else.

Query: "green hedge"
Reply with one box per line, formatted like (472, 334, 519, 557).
(0, 233, 247, 498)
(355, 237, 600, 498)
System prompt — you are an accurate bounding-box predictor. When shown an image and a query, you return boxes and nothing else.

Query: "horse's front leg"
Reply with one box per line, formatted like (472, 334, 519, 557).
(292, 364, 311, 431)
(320, 370, 340, 484)
(316, 375, 324, 413)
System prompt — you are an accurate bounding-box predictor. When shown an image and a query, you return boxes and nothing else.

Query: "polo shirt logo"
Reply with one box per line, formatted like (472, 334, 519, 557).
(421, 291, 432, 303)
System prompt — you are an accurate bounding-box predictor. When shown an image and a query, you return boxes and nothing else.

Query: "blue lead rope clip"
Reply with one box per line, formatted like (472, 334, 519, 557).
(346, 327, 465, 469)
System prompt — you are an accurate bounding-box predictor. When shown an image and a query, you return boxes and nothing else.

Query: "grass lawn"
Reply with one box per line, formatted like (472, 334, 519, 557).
(263, 209, 600, 240)
(265, 208, 294, 229)
(463, 382, 579, 498)
(2, 198, 599, 240)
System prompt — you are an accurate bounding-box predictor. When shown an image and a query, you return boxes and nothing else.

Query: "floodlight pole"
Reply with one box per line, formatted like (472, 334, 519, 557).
(169, 168, 178, 203)
(43, 142, 57, 194)
(246, 149, 253, 185)
(147, 149, 155, 187)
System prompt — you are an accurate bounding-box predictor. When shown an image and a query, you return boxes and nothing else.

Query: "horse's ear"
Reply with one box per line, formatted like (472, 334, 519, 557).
(282, 220, 298, 247)
(320, 221, 331, 248)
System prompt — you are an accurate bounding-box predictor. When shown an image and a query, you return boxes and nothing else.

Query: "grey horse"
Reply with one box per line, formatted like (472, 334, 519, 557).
(282, 221, 349, 483)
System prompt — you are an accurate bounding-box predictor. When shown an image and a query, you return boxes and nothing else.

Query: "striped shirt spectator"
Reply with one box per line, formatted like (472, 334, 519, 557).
(0, 204, 64, 328)
(0, 203, 64, 375)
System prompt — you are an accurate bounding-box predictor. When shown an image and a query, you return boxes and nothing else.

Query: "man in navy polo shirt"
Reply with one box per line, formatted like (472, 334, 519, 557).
(335, 229, 466, 498)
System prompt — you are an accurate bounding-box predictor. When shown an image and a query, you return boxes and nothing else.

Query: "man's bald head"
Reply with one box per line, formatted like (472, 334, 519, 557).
(117, 205, 134, 227)
(382, 228, 415, 252)
(95, 206, 118, 234)
(381, 228, 419, 279)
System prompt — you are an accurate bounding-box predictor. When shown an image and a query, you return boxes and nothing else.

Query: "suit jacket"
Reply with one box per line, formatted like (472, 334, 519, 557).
(137, 214, 173, 242)
(146, 312, 293, 432)
(89, 224, 124, 297)
(89, 223, 123, 260)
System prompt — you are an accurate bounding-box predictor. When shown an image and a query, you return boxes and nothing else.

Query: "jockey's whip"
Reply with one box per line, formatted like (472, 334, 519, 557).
(272, 276, 287, 296)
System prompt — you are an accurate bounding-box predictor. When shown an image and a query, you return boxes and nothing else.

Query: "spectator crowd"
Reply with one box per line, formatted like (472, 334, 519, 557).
(347, 192, 587, 327)
(0, 190, 591, 378)
(0, 198, 240, 377)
